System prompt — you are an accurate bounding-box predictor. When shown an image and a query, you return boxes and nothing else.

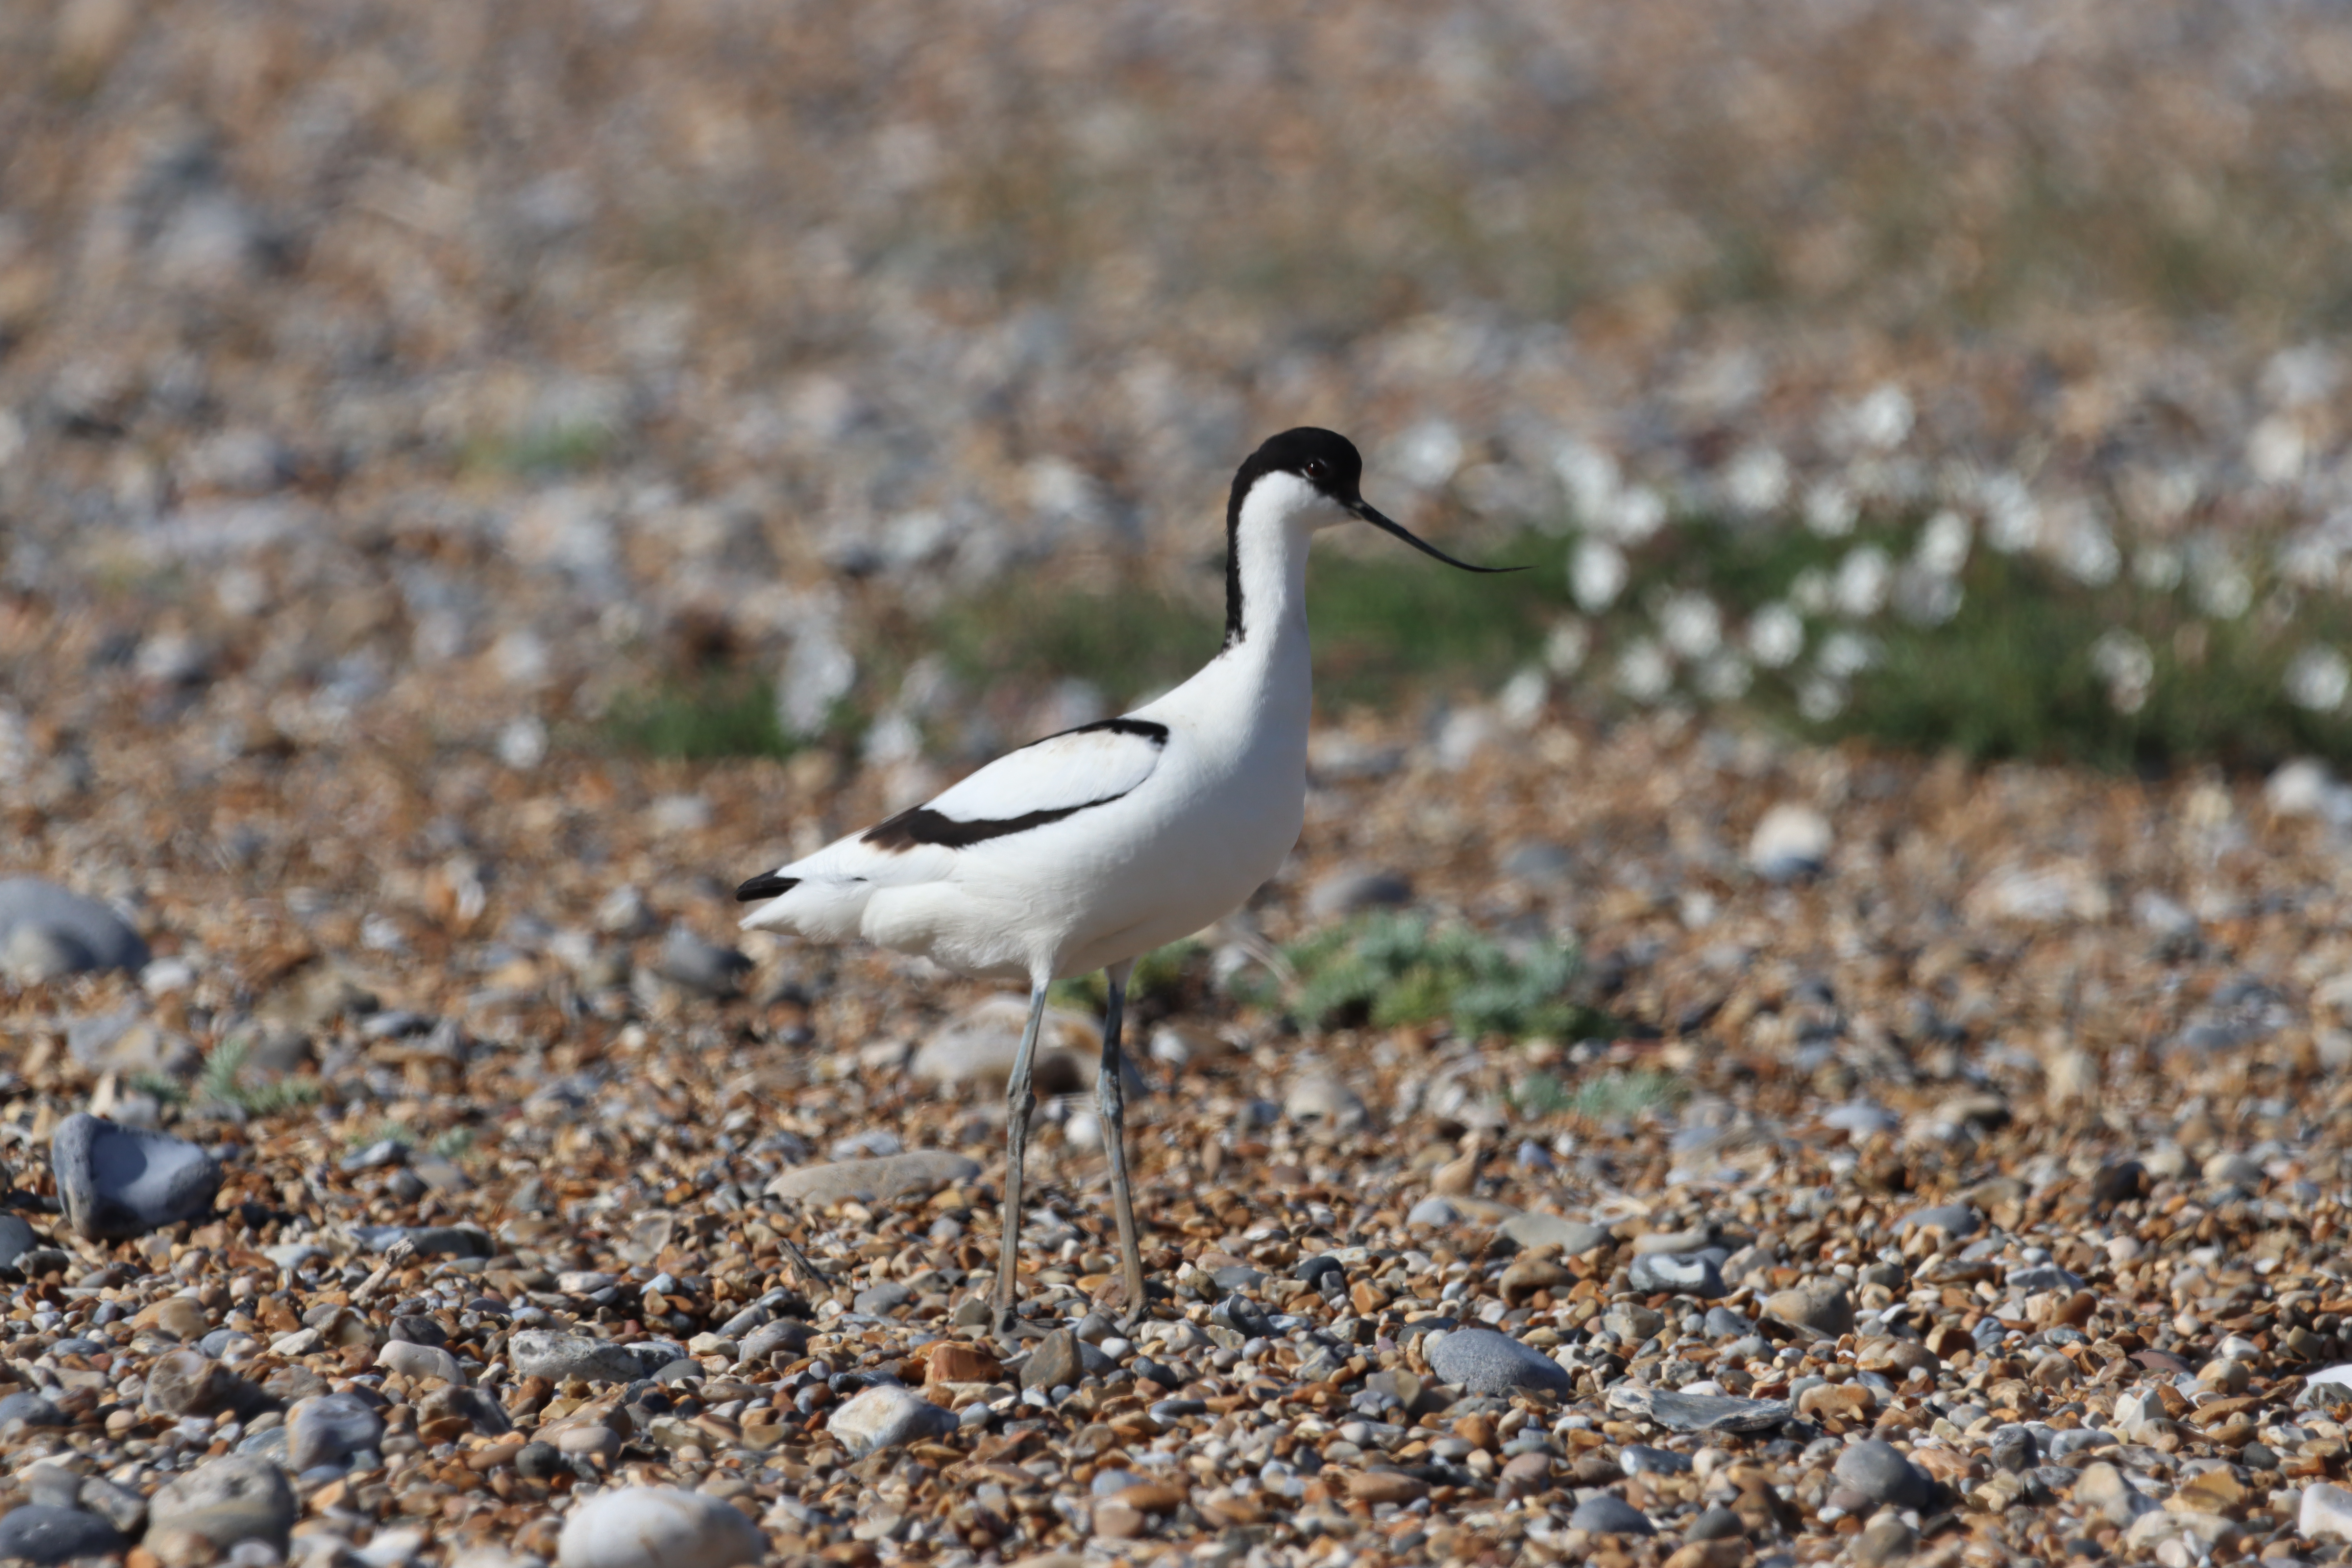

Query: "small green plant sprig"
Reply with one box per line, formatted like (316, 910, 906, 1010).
(1240, 911, 1611, 1043)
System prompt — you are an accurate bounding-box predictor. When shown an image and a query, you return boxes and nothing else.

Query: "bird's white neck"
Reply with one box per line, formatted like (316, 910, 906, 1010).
(1221, 470, 1322, 657)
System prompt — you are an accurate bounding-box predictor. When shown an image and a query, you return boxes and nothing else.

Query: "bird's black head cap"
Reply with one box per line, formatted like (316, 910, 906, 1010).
(1222, 428, 1361, 648)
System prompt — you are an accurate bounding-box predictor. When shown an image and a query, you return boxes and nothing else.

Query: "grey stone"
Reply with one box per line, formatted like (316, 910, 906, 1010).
(2007, 1263, 2086, 1293)
(1855, 1514, 1917, 1568)
(0, 1392, 64, 1428)
(1425, 1328, 1571, 1396)
(763, 1151, 980, 1206)
(146, 1348, 229, 1416)
(22, 1467, 78, 1509)
(0, 1214, 35, 1273)
(1619, 1445, 1691, 1475)
(287, 1393, 386, 1471)
(1763, 1280, 1855, 1338)
(514, 1442, 566, 1482)
(0, 1505, 126, 1564)
(1496, 1212, 1612, 1254)
(376, 1340, 465, 1385)
(1022, 1328, 1083, 1392)
(0, 877, 148, 978)
(908, 997, 1130, 1097)
(1625, 1252, 1726, 1298)
(1833, 1440, 1940, 1511)
(826, 1385, 958, 1458)
(401, 1225, 495, 1258)
(76, 1475, 146, 1536)
(509, 1329, 647, 1384)
(1902, 1203, 1981, 1239)
(1623, 1387, 1791, 1434)
(50, 1113, 222, 1239)
(1407, 1196, 1460, 1227)
(656, 927, 753, 997)
(853, 1282, 912, 1316)
(1568, 1494, 1655, 1537)
(66, 1003, 194, 1077)
(148, 1454, 297, 1551)
(555, 1485, 766, 1568)
(1305, 866, 1413, 919)
(1687, 1506, 1745, 1541)
(1281, 1069, 1366, 1128)
(737, 1319, 813, 1363)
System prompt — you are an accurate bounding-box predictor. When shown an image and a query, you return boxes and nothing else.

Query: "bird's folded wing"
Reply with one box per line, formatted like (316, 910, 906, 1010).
(861, 717, 1169, 851)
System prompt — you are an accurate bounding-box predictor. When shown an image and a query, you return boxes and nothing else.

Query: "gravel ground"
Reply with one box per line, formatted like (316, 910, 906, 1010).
(5, 690, 2352, 1567)
(9, 1, 2352, 1564)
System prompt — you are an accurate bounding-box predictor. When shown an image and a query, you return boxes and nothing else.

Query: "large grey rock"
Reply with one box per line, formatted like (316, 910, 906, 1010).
(556, 1486, 765, 1568)
(376, 1339, 465, 1385)
(146, 1348, 229, 1416)
(1763, 1280, 1855, 1339)
(1021, 1329, 1083, 1392)
(1626, 1252, 1726, 1298)
(1496, 1212, 1612, 1255)
(0, 877, 148, 980)
(1568, 1494, 1656, 1537)
(764, 1151, 980, 1206)
(508, 1329, 646, 1385)
(0, 1505, 126, 1564)
(2301, 1482, 2352, 1544)
(737, 1319, 813, 1363)
(827, 1384, 958, 1457)
(287, 1393, 385, 1471)
(1608, 1383, 1790, 1434)
(50, 1113, 221, 1239)
(0, 1392, 64, 1428)
(1833, 1440, 1940, 1511)
(147, 1454, 296, 1550)
(0, 1214, 35, 1273)
(1426, 1328, 1571, 1396)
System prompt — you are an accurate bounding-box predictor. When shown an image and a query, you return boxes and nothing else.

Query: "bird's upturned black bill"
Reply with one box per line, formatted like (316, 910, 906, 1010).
(1351, 501, 1523, 573)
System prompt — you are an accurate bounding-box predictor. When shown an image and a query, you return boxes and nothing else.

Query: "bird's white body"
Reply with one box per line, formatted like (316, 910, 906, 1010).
(741, 471, 1324, 985)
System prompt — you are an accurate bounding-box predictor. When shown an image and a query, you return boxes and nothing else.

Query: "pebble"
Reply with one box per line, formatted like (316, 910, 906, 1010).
(1625, 1251, 1726, 1297)
(826, 1383, 959, 1456)
(555, 1486, 765, 1568)
(146, 1455, 297, 1552)
(763, 1151, 982, 1205)
(1281, 1069, 1366, 1127)
(2304, 1483, 2352, 1544)
(1496, 1212, 1612, 1253)
(508, 1329, 657, 1384)
(376, 1339, 465, 1385)
(909, 997, 1112, 1095)
(1763, 1279, 1856, 1338)
(1425, 1327, 1571, 1396)
(1569, 1494, 1656, 1536)
(1304, 865, 1413, 918)
(49, 1114, 222, 1239)
(0, 877, 150, 978)
(0, 1505, 127, 1564)
(286, 1393, 385, 1471)
(1748, 803, 1833, 881)
(1020, 1328, 1083, 1392)
(1833, 1441, 1941, 1511)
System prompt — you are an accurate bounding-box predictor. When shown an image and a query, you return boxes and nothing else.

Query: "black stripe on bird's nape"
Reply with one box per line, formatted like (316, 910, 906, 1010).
(735, 872, 798, 903)
(1221, 428, 1364, 651)
(1029, 716, 1169, 747)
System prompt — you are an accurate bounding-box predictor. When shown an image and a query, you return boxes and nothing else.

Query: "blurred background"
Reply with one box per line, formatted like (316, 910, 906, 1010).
(7, 0, 2352, 808)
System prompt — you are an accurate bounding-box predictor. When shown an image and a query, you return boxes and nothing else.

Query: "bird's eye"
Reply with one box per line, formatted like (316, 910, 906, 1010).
(1305, 460, 1327, 479)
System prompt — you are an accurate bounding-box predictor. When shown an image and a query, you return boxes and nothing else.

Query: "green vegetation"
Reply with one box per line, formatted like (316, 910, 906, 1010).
(459, 420, 615, 477)
(602, 671, 798, 761)
(1511, 1068, 1688, 1124)
(1050, 938, 1207, 1013)
(1239, 911, 1610, 1043)
(175, 1035, 323, 1117)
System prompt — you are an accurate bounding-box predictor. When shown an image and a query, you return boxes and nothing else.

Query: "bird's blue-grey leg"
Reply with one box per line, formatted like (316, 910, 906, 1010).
(992, 981, 1052, 1338)
(1098, 958, 1150, 1328)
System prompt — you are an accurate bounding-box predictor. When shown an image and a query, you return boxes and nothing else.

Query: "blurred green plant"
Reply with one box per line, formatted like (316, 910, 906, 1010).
(459, 420, 615, 477)
(1050, 938, 1206, 1013)
(1541, 1068, 1688, 1124)
(601, 672, 798, 760)
(1239, 911, 1610, 1043)
(193, 1035, 322, 1117)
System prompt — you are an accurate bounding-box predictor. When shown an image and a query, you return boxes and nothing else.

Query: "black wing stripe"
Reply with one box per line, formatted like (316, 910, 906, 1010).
(735, 872, 799, 903)
(862, 791, 1134, 851)
(862, 715, 1172, 852)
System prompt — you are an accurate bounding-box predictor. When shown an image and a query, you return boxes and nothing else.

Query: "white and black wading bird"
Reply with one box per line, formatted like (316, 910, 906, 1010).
(735, 428, 1514, 1333)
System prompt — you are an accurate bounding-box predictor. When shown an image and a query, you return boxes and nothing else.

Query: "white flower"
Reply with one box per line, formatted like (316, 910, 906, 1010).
(2053, 504, 2120, 586)
(1552, 439, 1621, 521)
(1894, 568, 1963, 626)
(1789, 567, 1833, 616)
(1614, 638, 1674, 703)
(1915, 509, 1971, 578)
(1834, 546, 1892, 617)
(1849, 384, 1914, 450)
(1544, 619, 1591, 676)
(1747, 603, 1805, 668)
(1696, 652, 1753, 701)
(2090, 630, 2155, 716)
(2285, 646, 2351, 712)
(1605, 484, 1667, 543)
(1803, 480, 1858, 538)
(2190, 545, 2253, 620)
(1797, 677, 1846, 723)
(1393, 418, 1465, 488)
(1819, 631, 1878, 680)
(1571, 539, 1629, 612)
(1724, 446, 1791, 515)
(1981, 472, 2039, 554)
(1497, 667, 1549, 729)
(1659, 591, 1723, 660)
(2134, 545, 2183, 593)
